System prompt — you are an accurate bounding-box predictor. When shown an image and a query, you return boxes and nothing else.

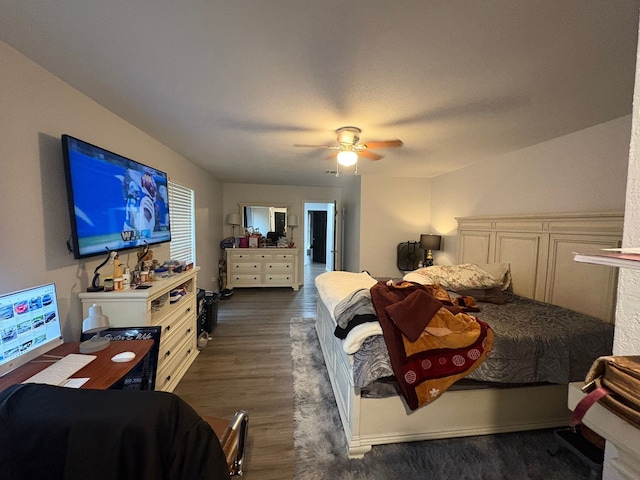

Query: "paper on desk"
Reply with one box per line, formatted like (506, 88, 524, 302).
(63, 378, 89, 388)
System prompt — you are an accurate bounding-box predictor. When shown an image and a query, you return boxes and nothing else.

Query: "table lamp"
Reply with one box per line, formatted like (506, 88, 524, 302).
(420, 234, 442, 267)
(287, 215, 299, 243)
(79, 304, 111, 353)
(226, 213, 242, 239)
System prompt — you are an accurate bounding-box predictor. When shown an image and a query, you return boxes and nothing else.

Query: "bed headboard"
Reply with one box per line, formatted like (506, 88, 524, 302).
(456, 212, 623, 323)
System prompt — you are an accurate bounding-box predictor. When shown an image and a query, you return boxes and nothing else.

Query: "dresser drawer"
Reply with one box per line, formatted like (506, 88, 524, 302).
(154, 297, 195, 348)
(228, 252, 254, 261)
(252, 251, 274, 260)
(157, 313, 196, 371)
(265, 273, 294, 285)
(231, 273, 262, 285)
(156, 333, 197, 391)
(231, 262, 261, 273)
(266, 261, 293, 272)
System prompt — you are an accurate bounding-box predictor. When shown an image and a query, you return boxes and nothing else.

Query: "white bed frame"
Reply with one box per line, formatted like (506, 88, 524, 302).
(316, 212, 623, 458)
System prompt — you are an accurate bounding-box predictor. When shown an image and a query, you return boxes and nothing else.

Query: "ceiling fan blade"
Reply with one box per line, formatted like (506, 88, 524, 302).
(359, 150, 384, 161)
(361, 139, 403, 149)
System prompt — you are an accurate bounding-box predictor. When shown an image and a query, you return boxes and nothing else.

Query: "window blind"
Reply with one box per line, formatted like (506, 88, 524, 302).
(168, 181, 195, 265)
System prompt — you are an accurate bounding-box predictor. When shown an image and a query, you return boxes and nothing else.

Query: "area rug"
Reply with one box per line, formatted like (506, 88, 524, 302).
(290, 317, 595, 480)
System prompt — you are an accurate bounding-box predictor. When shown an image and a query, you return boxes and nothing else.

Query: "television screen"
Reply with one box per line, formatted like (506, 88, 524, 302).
(0, 283, 63, 377)
(62, 135, 171, 259)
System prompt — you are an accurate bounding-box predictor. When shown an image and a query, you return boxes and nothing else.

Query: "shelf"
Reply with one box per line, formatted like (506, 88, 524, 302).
(574, 249, 640, 270)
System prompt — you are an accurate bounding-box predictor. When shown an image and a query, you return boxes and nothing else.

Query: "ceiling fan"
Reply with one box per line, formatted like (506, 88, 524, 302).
(294, 126, 403, 175)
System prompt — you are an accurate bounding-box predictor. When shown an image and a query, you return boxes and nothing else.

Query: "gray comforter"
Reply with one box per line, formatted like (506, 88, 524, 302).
(353, 295, 614, 389)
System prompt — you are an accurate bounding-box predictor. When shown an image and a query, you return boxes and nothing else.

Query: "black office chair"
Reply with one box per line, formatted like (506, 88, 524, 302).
(0, 384, 246, 480)
(204, 410, 249, 476)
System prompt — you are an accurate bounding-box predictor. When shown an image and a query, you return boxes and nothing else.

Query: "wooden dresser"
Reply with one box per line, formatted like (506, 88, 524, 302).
(79, 267, 199, 392)
(226, 248, 300, 290)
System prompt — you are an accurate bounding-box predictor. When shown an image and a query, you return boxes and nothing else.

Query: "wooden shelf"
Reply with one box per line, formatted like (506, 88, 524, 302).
(574, 251, 640, 270)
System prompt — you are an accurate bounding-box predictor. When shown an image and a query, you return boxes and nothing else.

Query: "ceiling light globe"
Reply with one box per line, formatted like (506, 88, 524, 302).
(337, 150, 358, 166)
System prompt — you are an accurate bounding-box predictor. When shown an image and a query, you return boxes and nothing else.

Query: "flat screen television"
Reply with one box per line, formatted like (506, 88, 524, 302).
(0, 283, 63, 377)
(62, 134, 171, 259)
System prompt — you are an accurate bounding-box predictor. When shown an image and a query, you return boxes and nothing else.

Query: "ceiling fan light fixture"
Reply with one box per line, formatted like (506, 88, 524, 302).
(337, 149, 358, 166)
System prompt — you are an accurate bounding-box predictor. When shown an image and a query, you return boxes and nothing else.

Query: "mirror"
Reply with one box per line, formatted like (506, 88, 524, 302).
(239, 203, 288, 236)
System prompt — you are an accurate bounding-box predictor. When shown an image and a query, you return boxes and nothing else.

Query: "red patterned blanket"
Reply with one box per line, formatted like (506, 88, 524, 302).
(370, 281, 494, 410)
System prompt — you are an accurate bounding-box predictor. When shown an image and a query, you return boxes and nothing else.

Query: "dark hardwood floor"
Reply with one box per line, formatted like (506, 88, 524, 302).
(173, 261, 326, 480)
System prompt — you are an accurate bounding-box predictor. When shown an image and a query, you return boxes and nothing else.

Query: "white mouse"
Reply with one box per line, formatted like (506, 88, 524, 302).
(111, 351, 136, 363)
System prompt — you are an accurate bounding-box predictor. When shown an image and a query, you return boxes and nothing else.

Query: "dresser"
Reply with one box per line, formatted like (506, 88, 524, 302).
(226, 248, 300, 290)
(79, 267, 199, 392)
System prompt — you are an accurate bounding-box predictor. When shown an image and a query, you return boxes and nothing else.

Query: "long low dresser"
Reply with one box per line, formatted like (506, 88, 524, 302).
(226, 248, 300, 290)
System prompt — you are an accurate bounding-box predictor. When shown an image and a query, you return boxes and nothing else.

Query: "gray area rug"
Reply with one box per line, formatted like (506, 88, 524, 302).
(290, 317, 595, 480)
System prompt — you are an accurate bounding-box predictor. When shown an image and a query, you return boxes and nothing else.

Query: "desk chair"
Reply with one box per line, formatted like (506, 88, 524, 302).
(204, 410, 249, 476)
(0, 384, 248, 480)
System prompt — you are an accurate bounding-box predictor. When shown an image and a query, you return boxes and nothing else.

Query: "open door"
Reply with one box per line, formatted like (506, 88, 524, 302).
(310, 211, 327, 263)
(303, 201, 340, 273)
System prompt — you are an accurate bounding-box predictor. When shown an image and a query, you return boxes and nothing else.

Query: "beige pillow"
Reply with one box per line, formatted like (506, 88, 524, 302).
(476, 263, 512, 291)
(407, 264, 502, 291)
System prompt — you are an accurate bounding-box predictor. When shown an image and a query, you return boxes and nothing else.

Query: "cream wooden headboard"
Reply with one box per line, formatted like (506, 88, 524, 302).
(456, 212, 623, 323)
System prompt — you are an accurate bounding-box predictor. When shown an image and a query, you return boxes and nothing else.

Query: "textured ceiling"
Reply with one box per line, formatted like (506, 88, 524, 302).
(1, 0, 638, 187)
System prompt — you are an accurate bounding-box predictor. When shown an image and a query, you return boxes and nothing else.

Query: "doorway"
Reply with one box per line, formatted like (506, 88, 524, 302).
(310, 211, 327, 263)
(303, 202, 339, 279)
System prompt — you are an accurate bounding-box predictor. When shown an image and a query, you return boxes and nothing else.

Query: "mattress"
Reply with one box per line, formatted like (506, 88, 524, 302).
(351, 295, 614, 389)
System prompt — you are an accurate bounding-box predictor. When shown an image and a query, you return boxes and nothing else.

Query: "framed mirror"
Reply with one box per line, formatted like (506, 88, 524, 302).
(239, 203, 288, 236)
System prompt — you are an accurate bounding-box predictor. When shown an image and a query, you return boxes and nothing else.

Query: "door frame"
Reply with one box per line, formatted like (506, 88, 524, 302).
(303, 201, 340, 272)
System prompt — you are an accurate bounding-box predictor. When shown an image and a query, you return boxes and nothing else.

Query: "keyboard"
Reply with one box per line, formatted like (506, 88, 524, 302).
(23, 353, 97, 386)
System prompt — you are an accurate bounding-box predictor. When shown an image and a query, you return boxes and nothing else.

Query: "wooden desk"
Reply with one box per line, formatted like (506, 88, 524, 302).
(0, 340, 154, 392)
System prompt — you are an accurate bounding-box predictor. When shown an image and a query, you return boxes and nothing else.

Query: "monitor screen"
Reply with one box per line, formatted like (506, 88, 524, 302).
(0, 283, 63, 377)
(62, 134, 171, 259)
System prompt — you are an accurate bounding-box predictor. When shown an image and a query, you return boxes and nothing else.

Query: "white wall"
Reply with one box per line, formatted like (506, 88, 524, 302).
(341, 176, 362, 273)
(606, 16, 640, 479)
(430, 115, 631, 265)
(359, 176, 431, 277)
(0, 41, 223, 342)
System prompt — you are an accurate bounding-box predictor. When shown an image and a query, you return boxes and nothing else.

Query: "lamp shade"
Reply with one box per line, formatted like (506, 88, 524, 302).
(287, 215, 299, 227)
(226, 213, 241, 226)
(80, 304, 110, 353)
(420, 234, 442, 251)
(82, 304, 110, 334)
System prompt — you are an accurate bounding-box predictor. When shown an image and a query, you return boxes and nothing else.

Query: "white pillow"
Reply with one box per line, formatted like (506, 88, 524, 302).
(402, 271, 434, 285)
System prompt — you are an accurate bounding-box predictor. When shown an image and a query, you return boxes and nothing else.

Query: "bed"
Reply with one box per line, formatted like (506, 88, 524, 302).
(314, 212, 623, 458)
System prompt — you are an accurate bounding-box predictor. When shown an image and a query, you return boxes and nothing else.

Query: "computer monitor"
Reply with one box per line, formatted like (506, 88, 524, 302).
(0, 283, 64, 377)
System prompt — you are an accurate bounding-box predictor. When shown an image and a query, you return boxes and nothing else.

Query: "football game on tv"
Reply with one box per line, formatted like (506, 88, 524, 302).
(62, 135, 171, 259)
